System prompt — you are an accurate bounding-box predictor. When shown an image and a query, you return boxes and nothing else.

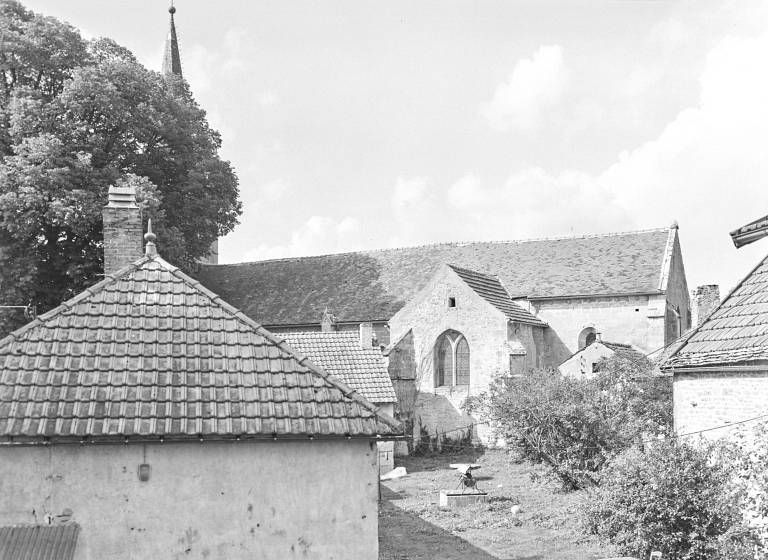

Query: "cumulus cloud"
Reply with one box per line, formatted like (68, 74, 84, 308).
(481, 45, 568, 130)
(241, 215, 363, 262)
(449, 30, 768, 291)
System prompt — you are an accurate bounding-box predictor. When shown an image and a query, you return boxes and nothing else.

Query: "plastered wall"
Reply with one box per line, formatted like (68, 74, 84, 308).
(0, 439, 379, 560)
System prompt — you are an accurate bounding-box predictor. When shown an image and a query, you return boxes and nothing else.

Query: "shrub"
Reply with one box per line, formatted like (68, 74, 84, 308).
(464, 357, 671, 490)
(583, 439, 756, 560)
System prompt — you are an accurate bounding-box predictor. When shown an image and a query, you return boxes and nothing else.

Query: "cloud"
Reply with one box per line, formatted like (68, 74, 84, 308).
(240, 215, 363, 262)
(481, 45, 568, 131)
(448, 29, 768, 291)
(392, 177, 431, 209)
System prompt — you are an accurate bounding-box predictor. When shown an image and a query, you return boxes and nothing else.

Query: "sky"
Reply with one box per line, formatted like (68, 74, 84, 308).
(20, 0, 768, 295)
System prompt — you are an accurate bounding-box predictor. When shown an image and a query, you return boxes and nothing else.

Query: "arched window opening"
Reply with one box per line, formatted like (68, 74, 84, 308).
(434, 330, 470, 387)
(578, 327, 598, 350)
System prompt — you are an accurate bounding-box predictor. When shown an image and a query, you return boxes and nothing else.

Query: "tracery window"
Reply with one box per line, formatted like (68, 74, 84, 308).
(434, 330, 470, 387)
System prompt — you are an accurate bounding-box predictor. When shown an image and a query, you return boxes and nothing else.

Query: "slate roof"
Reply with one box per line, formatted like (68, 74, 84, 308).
(0, 524, 80, 560)
(448, 265, 547, 327)
(0, 254, 399, 443)
(282, 331, 397, 404)
(663, 253, 768, 368)
(195, 228, 673, 326)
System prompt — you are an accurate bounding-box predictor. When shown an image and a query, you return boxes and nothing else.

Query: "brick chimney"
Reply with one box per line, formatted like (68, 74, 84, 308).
(691, 284, 720, 327)
(102, 185, 142, 275)
(359, 322, 374, 348)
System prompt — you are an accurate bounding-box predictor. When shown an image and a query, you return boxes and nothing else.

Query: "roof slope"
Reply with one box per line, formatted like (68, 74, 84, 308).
(283, 331, 396, 404)
(195, 228, 672, 326)
(664, 253, 768, 368)
(0, 524, 79, 560)
(0, 255, 399, 443)
(448, 265, 547, 327)
(600, 341, 651, 370)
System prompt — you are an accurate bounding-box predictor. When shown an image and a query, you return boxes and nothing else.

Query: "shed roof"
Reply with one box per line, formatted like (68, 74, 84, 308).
(447, 264, 547, 327)
(663, 253, 768, 368)
(0, 254, 399, 443)
(195, 228, 674, 327)
(282, 331, 396, 404)
(0, 524, 80, 560)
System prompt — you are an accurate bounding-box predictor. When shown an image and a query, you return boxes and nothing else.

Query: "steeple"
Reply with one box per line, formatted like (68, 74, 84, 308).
(162, 2, 182, 78)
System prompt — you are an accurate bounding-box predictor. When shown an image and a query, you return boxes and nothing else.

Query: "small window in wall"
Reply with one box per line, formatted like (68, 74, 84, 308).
(448, 297, 456, 308)
(434, 330, 470, 387)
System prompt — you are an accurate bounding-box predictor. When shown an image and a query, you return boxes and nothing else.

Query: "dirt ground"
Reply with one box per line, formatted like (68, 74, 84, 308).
(378, 449, 617, 560)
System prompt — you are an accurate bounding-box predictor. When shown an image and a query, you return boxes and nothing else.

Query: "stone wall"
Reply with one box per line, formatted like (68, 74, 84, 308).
(673, 369, 768, 438)
(534, 294, 656, 361)
(0, 439, 379, 560)
(388, 266, 512, 439)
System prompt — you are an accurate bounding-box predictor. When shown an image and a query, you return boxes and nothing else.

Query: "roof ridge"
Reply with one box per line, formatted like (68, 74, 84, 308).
(166, 265, 401, 431)
(206, 226, 672, 268)
(0, 257, 152, 352)
(662, 250, 768, 367)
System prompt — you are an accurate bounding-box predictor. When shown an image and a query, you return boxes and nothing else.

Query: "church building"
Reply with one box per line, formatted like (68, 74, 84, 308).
(198, 224, 691, 438)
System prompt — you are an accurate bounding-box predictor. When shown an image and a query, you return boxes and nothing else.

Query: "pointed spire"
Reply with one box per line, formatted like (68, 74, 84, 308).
(162, 1, 182, 78)
(145, 219, 158, 258)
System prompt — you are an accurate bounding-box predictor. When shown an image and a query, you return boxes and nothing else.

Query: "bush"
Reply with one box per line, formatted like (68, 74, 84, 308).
(464, 357, 671, 490)
(583, 439, 756, 560)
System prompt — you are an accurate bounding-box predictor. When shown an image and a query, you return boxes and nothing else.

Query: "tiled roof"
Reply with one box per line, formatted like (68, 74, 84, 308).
(195, 228, 673, 326)
(600, 341, 651, 370)
(0, 255, 399, 443)
(0, 524, 80, 560)
(663, 253, 768, 368)
(448, 265, 547, 327)
(283, 331, 396, 404)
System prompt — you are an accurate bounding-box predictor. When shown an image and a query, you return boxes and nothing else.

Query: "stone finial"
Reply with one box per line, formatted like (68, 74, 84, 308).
(321, 308, 337, 332)
(145, 219, 158, 257)
(670, 220, 679, 230)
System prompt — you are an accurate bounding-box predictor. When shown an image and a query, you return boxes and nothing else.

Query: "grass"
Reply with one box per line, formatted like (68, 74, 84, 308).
(379, 448, 619, 560)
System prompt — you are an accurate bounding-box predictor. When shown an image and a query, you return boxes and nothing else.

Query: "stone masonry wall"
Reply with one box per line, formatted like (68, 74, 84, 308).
(674, 370, 768, 438)
(533, 294, 655, 362)
(388, 266, 512, 440)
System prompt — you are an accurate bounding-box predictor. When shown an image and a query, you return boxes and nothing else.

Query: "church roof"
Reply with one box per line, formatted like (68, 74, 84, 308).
(0, 253, 399, 444)
(282, 331, 397, 404)
(663, 252, 768, 369)
(447, 264, 547, 327)
(195, 227, 675, 327)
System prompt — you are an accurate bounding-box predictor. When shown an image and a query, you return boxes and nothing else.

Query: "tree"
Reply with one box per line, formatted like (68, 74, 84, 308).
(583, 440, 756, 560)
(0, 1, 241, 332)
(465, 356, 672, 490)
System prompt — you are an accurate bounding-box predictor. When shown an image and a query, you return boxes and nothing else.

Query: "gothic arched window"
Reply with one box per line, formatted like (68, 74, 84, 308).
(434, 330, 470, 387)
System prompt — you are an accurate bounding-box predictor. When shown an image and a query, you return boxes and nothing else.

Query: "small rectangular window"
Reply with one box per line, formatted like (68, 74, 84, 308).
(448, 297, 456, 308)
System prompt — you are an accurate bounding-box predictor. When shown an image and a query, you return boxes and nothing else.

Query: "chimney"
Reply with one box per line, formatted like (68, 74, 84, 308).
(320, 308, 337, 333)
(102, 185, 142, 275)
(691, 284, 720, 327)
(359, 322, 374, 348)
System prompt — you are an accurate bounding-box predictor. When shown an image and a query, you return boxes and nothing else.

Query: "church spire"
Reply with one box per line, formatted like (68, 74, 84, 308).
(162, 2, 182, 78)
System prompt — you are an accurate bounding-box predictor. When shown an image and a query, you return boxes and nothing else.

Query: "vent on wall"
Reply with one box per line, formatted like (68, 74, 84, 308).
(448, 297, 456, 308)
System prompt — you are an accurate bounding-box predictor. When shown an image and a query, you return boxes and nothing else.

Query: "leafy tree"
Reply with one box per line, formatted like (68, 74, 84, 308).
(583, 440, 756, 560)
(465, 356, 672, 490)
(0, 1, 241, 332)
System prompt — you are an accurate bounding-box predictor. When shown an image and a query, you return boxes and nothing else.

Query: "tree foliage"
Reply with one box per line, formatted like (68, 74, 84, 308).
(465, 356, 672, 490)
(0, 0, 241, 331)
(583, 439, 756, 560)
